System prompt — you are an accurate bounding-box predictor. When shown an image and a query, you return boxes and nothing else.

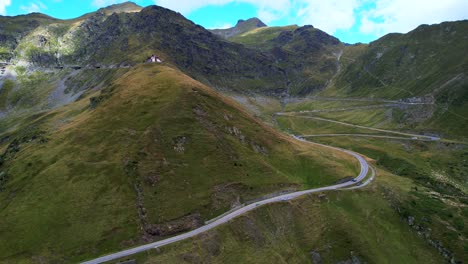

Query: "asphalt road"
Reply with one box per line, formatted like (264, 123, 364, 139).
(81, 136, 371, 264)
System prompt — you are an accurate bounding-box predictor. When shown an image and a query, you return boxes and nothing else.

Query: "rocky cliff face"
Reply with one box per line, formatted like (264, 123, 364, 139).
(228, 23, 344, 95)
(2, 3, 466, 100)
(0, 5, 346, 96)
(0, 6, 289, 95)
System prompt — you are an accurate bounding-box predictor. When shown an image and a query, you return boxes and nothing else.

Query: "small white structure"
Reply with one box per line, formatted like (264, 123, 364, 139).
(149, 54, 162, 63)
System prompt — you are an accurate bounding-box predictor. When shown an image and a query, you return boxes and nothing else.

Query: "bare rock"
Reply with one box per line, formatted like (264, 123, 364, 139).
(145, 213, 203, 236)
(310, 250, 322, 264)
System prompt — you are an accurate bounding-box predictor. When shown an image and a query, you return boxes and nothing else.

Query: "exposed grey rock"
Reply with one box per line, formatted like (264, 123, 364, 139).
(310, 250, 322, 264)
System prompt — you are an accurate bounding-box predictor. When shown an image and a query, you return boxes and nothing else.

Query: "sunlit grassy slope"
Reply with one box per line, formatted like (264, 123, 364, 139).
(229, 94, 467, 262)
(323, 21, 468, 138)
(0, 64, 359, 263)
(118, 173, 447, 264)
(229, 25, 299, 49)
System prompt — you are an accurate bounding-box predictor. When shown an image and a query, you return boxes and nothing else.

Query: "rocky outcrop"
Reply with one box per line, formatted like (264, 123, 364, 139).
(380, 186, 462, 263)
(211, 182, 246, 210)
(173, 136, 188, 153)
(145, 214, 203, 236)
(0, 171, 8, 192)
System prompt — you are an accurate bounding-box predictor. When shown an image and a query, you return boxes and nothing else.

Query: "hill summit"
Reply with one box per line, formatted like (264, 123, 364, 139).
(210, 17, 267, 39)
(98, 1, 143, 15)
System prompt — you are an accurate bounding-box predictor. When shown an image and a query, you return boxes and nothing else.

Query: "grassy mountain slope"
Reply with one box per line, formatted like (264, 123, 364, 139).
(1, 6, 290, 95)
(0, 3, 466, 263)
(0, 13, 57, 61)
(0, 2, 143, 64)
(0, 4, 349, 96)
(0, 64, 359, 263)
(121, 173, 446, 264)
(210, 18, 267, 39)
(229, 95, 467, 262)
(229, 25, 299, 49)
(229, 25, 344, 95)
(332, 21, 468, 99)
(322, 20, 468, 138)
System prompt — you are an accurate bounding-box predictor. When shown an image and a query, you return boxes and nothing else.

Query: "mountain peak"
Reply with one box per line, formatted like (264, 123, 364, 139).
(236, 17, 267, 28)
(98, 1, 142, 14)
(210, 17, 267, 39)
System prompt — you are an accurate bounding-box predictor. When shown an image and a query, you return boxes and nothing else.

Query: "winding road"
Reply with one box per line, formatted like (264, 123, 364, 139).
(82, 137, 372, 264)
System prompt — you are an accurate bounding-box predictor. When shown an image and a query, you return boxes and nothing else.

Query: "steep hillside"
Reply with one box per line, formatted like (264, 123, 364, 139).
(122, 173, 448, 264)
(323, 20, 468, 138)
(229, 25, 299, 49)
(227, 93, 468, 263)
(230, 25, 344, 95)
(0, 4, 347, 96)
(0, 13, 57, 62)
(0, 5, 288, 94)
(210, 18, 267, 39)
(0, 3, 466, 263)
(0, 64, 359, 262)
(332, 20, 468, 98)
(0, 2, 142, 63)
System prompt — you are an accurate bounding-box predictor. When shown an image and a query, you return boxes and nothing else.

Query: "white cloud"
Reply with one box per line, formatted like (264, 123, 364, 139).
(153, 0, 468, 37)
(20, 1, 47, 13)
(213, 23, 233, 29)
(154, 0, 291, 22)
(205, 22, 233, 29)
(153, 0, 358, 33)
(360, 0, 468, 37)
(296, 0, 361, 33)
(0, 0, 11, 15)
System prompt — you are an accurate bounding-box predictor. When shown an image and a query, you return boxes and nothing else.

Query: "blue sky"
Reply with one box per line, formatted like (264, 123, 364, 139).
(1, 0, 467, 43)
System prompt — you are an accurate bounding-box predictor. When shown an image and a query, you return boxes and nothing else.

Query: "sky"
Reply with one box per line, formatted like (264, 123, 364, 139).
(1, 0, 467, 43)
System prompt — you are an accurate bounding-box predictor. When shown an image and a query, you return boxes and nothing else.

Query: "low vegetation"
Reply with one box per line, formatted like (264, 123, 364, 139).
(0, 65, 359, 262)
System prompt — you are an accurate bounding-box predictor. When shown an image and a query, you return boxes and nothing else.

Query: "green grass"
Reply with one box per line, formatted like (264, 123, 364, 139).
(230, 25, 299, 49)
(0, 12, 466, 264)
(0, 65, 359, 263)
(313, 108, 400, 130)
(283, 99, 378, 112)
(123, 175, 445, 264)
(0, 80, 15, 110)
(301, 136, 467, 259)
(241, 92, 467, 262)
(320, 21, 468, 139)
(275, 115, 388, 135)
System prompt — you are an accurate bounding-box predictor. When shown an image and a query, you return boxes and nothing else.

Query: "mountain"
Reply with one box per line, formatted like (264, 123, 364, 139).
(0, 6, 345, 96)
(0, 2, 467, 263)
(98, 1, 142, 15)
(325, 20, 468, 138)
(230, 24, 343, 95)
(1, 7, 287, 95)
(225, 18, 468, 137)
(0, 64, 358, 262)
(210, 17, 267, 39)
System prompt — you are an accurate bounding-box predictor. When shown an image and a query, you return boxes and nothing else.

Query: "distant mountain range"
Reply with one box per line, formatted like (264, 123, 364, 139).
(1, 2, 466, 136)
